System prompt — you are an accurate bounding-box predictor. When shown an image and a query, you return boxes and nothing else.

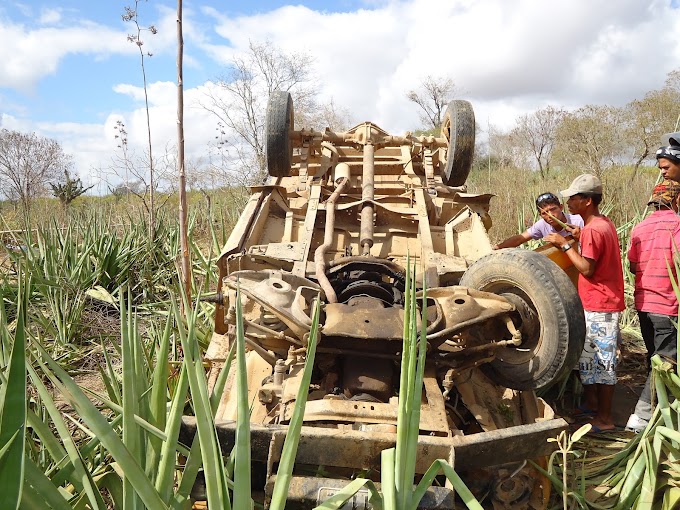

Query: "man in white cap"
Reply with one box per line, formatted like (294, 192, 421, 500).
(545, 174, 625, 433)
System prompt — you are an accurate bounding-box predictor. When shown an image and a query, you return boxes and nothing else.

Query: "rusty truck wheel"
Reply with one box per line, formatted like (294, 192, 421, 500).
(441, 99, 475, 187)
(265, 90, 294, 177)
(459, 249, 585, 391)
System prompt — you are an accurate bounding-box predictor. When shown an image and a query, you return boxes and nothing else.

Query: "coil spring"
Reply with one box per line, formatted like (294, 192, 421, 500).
(260, 310, 286, 331)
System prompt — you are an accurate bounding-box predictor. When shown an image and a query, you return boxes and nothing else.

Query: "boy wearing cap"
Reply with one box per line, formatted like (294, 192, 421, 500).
(625, 180, 680, 433)
(493, 192, 584, 249)
(545, 174, 625, 433)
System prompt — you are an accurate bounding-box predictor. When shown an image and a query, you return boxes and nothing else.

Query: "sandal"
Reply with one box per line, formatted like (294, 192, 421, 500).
(571, 404, 597, 417)
(587, 424, 622, 435)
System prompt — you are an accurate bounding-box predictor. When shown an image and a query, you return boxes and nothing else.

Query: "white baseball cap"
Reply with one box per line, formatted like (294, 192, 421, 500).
(560, 174, 602, 198)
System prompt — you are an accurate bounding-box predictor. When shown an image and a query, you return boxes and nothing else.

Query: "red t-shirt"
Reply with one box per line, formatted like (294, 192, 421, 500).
(628, 209, 680, 316)
(578, 215, 625, 312)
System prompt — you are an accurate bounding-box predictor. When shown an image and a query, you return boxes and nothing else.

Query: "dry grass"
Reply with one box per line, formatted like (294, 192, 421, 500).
(468, 164, 657, 245)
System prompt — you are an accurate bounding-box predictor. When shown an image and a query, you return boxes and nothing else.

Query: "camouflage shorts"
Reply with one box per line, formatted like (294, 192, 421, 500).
(579, 311, 620, 385)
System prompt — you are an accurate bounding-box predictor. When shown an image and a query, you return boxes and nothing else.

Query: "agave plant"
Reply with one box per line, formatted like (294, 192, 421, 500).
(0, 277, 27, 510)
(0, 261, 329, 510)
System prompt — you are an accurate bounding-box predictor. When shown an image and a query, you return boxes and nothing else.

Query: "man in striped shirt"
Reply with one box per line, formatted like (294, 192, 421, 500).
(626, 180, 680, 433)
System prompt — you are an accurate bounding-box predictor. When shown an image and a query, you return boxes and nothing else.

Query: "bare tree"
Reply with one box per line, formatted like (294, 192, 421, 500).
(623, 91, 678, 175)
(663, 68, 680, 97)
(0, 129, 72, 212)
(511, 106, 565, 178)
(308, 98, 353, 132)
(109, 121, 175, 216)
(123, 1, 158, 237)
(201, 41, 318, 183)
(488, 125, 530, 170)
(406, 76, 456, 130)
(622, 74, 680, 177)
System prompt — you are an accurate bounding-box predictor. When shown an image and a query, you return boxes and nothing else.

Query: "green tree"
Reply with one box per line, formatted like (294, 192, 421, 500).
(554, 105, 624, 176)
(50, 169, 94, 207)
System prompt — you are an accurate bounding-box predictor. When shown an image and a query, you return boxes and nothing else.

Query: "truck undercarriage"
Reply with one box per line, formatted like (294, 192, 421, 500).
(187, 91, 586, 508)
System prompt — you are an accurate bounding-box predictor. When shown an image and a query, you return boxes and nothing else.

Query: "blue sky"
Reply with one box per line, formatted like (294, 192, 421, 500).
(1, 0, 679, 193)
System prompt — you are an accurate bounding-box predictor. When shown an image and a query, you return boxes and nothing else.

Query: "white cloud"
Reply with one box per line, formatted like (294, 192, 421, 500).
(38, 8, 62, 25)
(29, 81, 225, 192)
(113, 81, 178, 106)
(0, 22, 128, 90)
(202, 0, 680, 132)
(3, 0, 680, 191)
(0, 5, 185, 91)
(111, 81, 222, 158)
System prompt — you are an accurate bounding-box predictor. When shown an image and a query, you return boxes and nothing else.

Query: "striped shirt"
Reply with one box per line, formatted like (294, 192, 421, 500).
(628, 209, 680, 316)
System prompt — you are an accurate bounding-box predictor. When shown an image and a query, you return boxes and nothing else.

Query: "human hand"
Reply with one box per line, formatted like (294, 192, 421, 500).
(544, 232, 568, 249)
(568, 225, 581, 240)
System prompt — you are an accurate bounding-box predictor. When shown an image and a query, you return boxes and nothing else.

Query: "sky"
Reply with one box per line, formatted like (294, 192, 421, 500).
(1, 0, 679, 194)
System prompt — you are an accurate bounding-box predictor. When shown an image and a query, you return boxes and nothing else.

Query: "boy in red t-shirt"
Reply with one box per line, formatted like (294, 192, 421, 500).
(545, 174, 625, 433)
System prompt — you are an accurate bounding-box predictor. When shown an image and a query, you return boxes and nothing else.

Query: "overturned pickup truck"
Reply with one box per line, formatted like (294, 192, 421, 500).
(187, 92, 585, 509)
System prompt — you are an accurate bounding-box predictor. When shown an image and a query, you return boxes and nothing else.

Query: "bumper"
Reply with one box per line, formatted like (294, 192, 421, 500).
(179, 416, 567, 473)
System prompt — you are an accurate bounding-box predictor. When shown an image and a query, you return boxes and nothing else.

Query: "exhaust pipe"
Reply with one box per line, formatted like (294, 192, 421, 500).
(314, 172, 350, 303)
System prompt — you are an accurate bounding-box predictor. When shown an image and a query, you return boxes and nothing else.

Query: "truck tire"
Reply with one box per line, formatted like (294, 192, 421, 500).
(459, 249, 585, 391)
(441, 100, 475, 187)
(265, 90, 294, 177)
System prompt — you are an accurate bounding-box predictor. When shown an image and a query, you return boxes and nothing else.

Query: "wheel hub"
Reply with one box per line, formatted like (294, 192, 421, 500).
(497, 291, 541, 365)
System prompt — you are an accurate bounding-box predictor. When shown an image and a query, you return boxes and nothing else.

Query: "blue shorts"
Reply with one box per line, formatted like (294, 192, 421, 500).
(579, 311, 620, 385)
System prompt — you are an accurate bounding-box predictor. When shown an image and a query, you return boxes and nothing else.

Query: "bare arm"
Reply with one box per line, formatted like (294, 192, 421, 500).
(494, 231, 532, 249)
(544, 232, 597, 277)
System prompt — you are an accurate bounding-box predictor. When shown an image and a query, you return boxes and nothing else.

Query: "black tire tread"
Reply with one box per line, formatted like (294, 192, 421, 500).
(441, 100, 475, 187)
(459, 250, 585, 391)
(265, 91, 293, 177)
(540, 258, 586, 383)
